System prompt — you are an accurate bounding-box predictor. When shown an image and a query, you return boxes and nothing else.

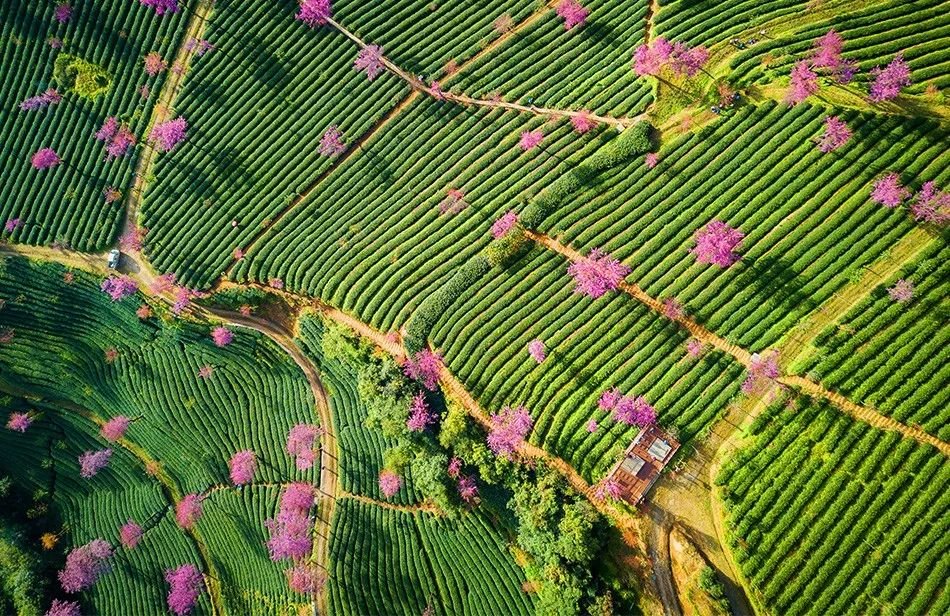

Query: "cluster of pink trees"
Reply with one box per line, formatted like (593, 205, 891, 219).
(633, 38, 709, 79)
(229, 450, 257, 485)
(871, 174, 948, 224)
(593, 477, 621, 501)
(79, 449, 112, 478)
(817, 115, 852, 152)
(742, 351, 780, 394)
(286, 423, 323, 470)
(662, 297, 684, 320)
(149, 117, 188, 152)
(555, 0, 589, 30)
(486, 405, 533, 458)
(266, 483, 315, 560)
(144, 51, 167, 76)
(19, 88, 62, 111)
(567, 248, 630, 298)
(691, 219, 744, 267)
(571, 111, 596, 134)
(139, 0, 179, 16)
(45, 599, 81, 616)
(490, 211, 519, 239)
(95, 117, 137, 160)
(403, 349, 443, 390)
(6, 412, 32, 432)
(175, 494, 204, 529)
(519, 130, 544, 151)
(378, 469, 403, 498)
(59, 539, 113, 592)
(598, 388, 657, 427)
(101, 275, 138, 301)
(286, 562, 326, 595)
(406, 392, 435, 432)
(165, 564, 204, 615)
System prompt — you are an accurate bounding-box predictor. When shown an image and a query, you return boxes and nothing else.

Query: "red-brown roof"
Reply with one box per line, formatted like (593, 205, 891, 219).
(606, 424, 680, 505)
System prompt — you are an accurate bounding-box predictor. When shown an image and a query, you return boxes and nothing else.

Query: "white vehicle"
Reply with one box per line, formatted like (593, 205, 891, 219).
(107, 249, 121, 270)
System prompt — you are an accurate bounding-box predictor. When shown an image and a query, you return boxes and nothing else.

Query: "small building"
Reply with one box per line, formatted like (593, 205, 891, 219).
(606, 424, 680, 505)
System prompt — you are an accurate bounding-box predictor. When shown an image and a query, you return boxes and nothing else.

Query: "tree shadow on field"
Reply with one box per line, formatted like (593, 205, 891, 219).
(4, 0, 46, 42)
(582, 21, 621, 49)
(242, 31, 294, 93)
(209, 146, 256, 192)
(741, 254, 817, 317)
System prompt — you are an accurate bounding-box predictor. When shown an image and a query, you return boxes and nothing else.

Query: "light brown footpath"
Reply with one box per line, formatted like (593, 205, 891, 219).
(525, 229, 950, 456)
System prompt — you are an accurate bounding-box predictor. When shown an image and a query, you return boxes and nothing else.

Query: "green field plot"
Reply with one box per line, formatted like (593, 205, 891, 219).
(717, 396, 950, 616)
(327, 497, 533, 616)
(532, 101, 949, 351)
(0, 0, 187, 250)
(0, 256, 317, 494)
(450, 0, 653, 117)
(800, 242, 950, 440)
(728, 0, 950, 93)
(430, 246, 745, 480)
(653, 0, 807, 48)
(236, 100, 611, 332)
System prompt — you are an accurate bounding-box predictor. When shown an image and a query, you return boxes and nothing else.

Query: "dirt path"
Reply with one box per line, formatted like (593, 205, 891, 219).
(339, 491, 441, 515)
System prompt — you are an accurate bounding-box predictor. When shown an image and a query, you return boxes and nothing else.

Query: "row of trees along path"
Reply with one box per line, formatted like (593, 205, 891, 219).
(524, 229, 950, 457)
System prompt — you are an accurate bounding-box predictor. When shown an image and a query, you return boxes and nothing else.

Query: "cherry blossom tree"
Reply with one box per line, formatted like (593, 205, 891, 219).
(645, 152, 659, 169)
(197, 365, 214, 379)
(869, 54, 911, 102)
(486, 405, 532, 458)
(355, 45, 385, 81)
(870, 173, 909, 208)
(742, 351, 780, 393)
(144, 51, 167, 76)
(59, 539, 112, 592)
(910, 181, 949, 225)
(54, 2, 73, 23)
(518, 130, 543, 151)
(662, 297, 683, 320)
(319, 126, 346, 156)
(493, 13, 513, 34)
(669, 42, 709, 77)
(439, 188, 468, 215)
(571, 111, 596, 134)
(612, 395, 657, 426)
(527, 339, 546, 363)
(101, 416, 130, 442)
(296, 0, 332, 27)
(406, 393, 435, 432)
(119, 226, 146, 251)
(165, 564, 203, 616)
(4, 218, 23, 233)
(286, 423, 323, 470)
(19, 89, 62, 111)
(447, 456, 462, 479)
(210, 326, 234, 347)
(378, 469, 403, 498)
(175, 494, 204, 529)
(887, 279, 914, 303)
(585, 419, 598, 432)
(45, 599, 81, 616)
(593, 478, 622, 501)
(266, 483, 315, 560)
(31, 147, 61, 170)
(120, 519, 143, 549)
(286, 563, 326, 595)
(598, 387, 622, 411)
(817, 115, 851, 152)
(785, 61, 819, 105)
(810, 29, 856, 83)
(6, 412, 32, 432)
(490, 211, 518, 239)
(691, 220, 744, 267)
(229, 450, 257, 485)
(139, 0, 179, 16)
(633, 38, 673, 77)
(686, 339, 704, 358)
(79, 449, 113, 478)
(148, 117, 188, 152)
(567, 248, 630, 298)
(403, 349, 443, 391)
(457, 475, 479, 504)
(555, 0, 589, 30)
(101, 276, 138, 301)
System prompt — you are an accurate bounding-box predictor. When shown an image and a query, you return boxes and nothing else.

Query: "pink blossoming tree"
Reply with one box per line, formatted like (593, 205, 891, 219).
(486, 405, 533, 458)
(19, 89, 62, 111)
(586, 419, 598, 432)
(439, 188, 468, 215)
(691, 220, 744, 267)
(379, 469, 403, 498)
(571, 111, 596, 134)
(527, 339, 546, 363)
(287, 563, 326, 595)
(144, 51, 167, 76)
(567, 248, 630, 298)
(6, 412, 32, 432)
(54, 3, 73, 23)
(742, 351, 780, 394)
(633, 38, 673, 77)
(870, 173, 909, 208)
(518, 130, 543, 151)
(296, 0, 332, 28)
(910, 181, 950, 225)
(266, 483, 315, 560)
(79, 449, 112, 478)
(457, 475, 479, 504)
(148, 117, 188, 152)
(593, 478, 622, 501)
(165, 564, 203, 616)
(887, 279, 914, 303)
(4, 218, 23, 233)
(229, 450, 257, 486)
(355, 45, 385, 81)
(101, 416, 130, 441)
(490, 211, 518, 239)
(645, 152, 659, 169)
(31, 147, 62, 170)
(45, 599, 81, 616)
(319, 126, 346, 156)
(210, 326, 234, 347)
(286, 423, 323, 470)
(817, 115, 851, 152)
(869, 54, 911, 102)
(100, 276, 138, 301)
(403, 349, 443, 391)
(120, 519, 143, 549)
(140, 0, 180, 16)
(59, 539, 113, 592)
(785, 60, 819, 105)
(555, 0, 589, 30)
(175, 494, 204, 529)
(406, 393, 435, 432)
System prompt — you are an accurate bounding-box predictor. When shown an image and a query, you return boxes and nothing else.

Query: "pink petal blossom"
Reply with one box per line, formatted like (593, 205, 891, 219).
(95, 117, 119, 142)
(812, 29, 843, 71)
(229, 450, 257, 485)
(406, 392, 435, 432)
(567, 248, 630, 298)
(79, 449, 113, 478)
(612, 395, 657, 426)
(140, 0, 180, 16)
(447, 456, 462, 479)
(4, 218, 23, 233)
(527, 339, 546, 363)
(101, 416, 130, 441)
(593, 478, 622, 501)
(645, 152, 660, 169)
(585, 419, 598, 432)
(457, 475, 479, 504)
(909, 181, 950, 225)
(633, 37, 673, 77)
(296, 0, 332, 28)
(870, 173, 909, 208)
(319, 126, 346, 156)
(869, 54, 911, 102)
(54, 3, 73, 23)
(686, 339, 704, 358)
(555, 0, 589, 30)
(691, 220, 744, 267)
(355, 45, 385, 81)
(165, 564, 203, 616)
(148, 117, 188, 153)
(120, 520, 143, 549)
(403, 349, 443, 391)
(785, 60, 819, 105)
(144, 51, 167, 76)
(486, 405, 533, 458)
(59, 539, 112, 592)
(669, 42, 709, 77)
(378, 469, 403, 498)
(210, 326, 233, 347)
(490, 211, 518, 239)
(571, 111, 596, 134)
(817, 115, 851, 152)
(598, 387, 622, 411)
(742, 351, 780, 393)
(45, 599, 81, 616)
(6, 412, 32, 432)
(887, 278, 914, 303)
(31, 147, 61, 170)
(286, 423, 323, 470)
(19, 89, 62, 111)
(662, 297, 683, 320)
(518, 130, 543, 151)
(197, 365, 214, 379)
(175, 494, 204, 529)
(286, 563, 326, 595)
(100, 276, 138, 301)
(439, 188, 468, 215)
